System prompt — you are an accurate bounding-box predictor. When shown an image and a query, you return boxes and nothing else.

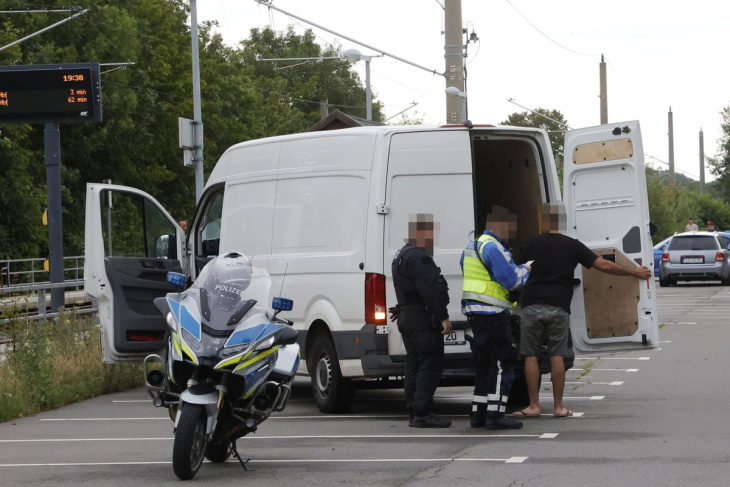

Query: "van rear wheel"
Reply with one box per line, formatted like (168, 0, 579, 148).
(309, 335, 354, 414)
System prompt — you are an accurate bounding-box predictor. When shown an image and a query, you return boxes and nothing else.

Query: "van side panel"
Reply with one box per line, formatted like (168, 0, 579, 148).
(266, 134, 377, 374)
(383, 130, 475, 360)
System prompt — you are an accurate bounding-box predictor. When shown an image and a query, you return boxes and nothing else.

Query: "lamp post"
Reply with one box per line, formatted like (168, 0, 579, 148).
(343, 48, 372, 121)
(444, 86, 467, 123)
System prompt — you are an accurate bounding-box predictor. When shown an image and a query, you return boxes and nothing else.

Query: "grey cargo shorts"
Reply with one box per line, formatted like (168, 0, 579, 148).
(518, 304, 570, 357)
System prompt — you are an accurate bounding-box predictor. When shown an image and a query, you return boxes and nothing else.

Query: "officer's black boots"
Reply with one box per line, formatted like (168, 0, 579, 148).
(485, 415, 523, 430)
(412, 413, 452, 428)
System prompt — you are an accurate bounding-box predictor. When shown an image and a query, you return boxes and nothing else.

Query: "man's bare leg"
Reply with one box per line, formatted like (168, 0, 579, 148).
(518, 356, 541, 416)
(550, 355, 570, 416)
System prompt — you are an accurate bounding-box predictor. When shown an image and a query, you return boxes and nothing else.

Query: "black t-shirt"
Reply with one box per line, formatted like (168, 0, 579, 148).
(519, 233, 598, 313)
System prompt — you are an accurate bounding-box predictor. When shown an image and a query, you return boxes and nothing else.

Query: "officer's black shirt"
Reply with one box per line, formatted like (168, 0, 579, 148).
(392, 244, 449, 321)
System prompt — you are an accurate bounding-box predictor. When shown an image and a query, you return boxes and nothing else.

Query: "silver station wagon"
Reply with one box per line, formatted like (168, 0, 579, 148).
(659, 231, 730, 286)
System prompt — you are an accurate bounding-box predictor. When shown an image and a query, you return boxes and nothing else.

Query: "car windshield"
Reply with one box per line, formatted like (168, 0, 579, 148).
(667, 236, 718, 251)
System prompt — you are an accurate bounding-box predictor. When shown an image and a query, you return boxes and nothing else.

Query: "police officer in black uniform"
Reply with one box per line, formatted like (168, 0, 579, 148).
(391, 214, 453, 428)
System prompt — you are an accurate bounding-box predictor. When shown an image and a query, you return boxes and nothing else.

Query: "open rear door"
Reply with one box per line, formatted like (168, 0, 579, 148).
(563, 121, 658, 352)
(84, 183, 186, 363)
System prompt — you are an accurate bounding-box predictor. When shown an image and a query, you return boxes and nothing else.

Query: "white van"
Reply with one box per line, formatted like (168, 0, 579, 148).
(84, 121, 659, 413)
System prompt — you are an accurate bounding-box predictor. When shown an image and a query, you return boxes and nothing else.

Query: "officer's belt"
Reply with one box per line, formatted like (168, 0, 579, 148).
(399, 304, 428, 311)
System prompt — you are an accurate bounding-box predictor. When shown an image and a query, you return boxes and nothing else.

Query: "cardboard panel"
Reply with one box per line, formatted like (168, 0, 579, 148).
(582, 248, 640, 338)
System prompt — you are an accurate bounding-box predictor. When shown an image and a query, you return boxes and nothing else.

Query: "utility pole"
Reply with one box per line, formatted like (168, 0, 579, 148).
(444, 0, 465, 123)
(699, 128, 705, 194)
(668, 107, 675, 181)
(190, 0, 204, 203)
(599, 54, 608, 124)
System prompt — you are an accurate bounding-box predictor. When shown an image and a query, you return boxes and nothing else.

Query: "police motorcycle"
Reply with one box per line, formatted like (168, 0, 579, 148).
(143, 251, 300, 480)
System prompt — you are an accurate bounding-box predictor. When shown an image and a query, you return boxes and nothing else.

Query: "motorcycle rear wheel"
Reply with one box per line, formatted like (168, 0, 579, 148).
(172, 404, 207, 480)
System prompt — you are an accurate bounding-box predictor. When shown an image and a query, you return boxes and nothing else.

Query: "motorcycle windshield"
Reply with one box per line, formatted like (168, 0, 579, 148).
(191, 264, 272, 331)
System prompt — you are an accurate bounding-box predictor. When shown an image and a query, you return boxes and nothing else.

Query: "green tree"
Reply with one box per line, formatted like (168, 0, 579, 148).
(0, 9, 385, 260)
(708, 103, 730, 201)
(503, 109, 568, 174)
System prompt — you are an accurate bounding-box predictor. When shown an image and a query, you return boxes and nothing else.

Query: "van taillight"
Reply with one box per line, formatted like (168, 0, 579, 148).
(717, 252, 725, 262)
(662, 253, 670, 262)
(365, 273, 387, 324)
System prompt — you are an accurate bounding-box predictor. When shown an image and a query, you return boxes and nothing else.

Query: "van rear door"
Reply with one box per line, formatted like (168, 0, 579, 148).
(383, 129, 475, 356)
(84, 183, 186, 363)
(563, 121, 659, 352)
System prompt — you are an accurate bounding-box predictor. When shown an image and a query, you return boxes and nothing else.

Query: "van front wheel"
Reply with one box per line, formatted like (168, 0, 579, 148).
(309, 335, 354, 414)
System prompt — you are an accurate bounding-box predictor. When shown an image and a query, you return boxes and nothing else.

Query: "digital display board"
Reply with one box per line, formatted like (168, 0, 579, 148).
(0, 63, 102, 124)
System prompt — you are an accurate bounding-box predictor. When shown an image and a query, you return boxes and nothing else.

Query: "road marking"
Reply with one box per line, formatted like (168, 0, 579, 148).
(40, 414, 473, 422)
(566, 369, 639, 373)
(0, 433, 557, 443)
(541, 395, 604, 400)
(576, 357, 651, 361)
(564, 381, 623, 386)
(0, 457, 528, 467)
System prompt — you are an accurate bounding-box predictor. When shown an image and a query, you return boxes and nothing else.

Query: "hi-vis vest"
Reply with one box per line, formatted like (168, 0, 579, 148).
(462, 234, 514, 309)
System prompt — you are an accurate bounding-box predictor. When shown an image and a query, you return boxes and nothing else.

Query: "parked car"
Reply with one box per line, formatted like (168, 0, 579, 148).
(659, 231, 730, 286)
(653, 236, 672, 277)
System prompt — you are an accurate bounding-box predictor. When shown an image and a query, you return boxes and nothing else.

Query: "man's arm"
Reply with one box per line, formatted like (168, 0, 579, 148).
(592, 257, 652, 280)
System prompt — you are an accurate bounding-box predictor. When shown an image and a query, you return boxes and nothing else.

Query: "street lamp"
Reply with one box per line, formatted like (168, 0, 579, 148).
(343, 48, 373, 121)
(445, 86, 467, 123)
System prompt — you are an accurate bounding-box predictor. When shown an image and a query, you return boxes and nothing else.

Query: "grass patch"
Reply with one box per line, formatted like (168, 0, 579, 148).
(0, 308, 143, 422)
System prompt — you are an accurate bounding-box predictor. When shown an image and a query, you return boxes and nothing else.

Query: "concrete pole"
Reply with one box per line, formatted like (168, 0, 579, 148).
(668, 107, 675, 181)
(444, 0, 465, 123)
(320, 97, 328, 119)
(699, 128, 705, 194)
(44, 122, 64, 312)
(365, 58, 372, 121)
(191, 0, 204, 203)
(599, 55, 608, 124)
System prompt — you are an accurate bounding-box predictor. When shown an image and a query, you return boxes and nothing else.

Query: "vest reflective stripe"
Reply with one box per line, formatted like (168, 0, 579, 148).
(462, 234, 513, 309)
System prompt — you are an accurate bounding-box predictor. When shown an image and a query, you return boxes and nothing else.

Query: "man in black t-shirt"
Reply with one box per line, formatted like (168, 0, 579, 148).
(512, 203, 651, 419)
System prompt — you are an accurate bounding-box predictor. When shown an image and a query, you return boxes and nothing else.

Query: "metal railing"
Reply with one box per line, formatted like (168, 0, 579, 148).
(0, 255, 84, 288)
(0, 280, 94, 325)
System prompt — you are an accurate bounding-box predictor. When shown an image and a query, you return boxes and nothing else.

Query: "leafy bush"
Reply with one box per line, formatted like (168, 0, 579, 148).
(0, 308, 143, 422)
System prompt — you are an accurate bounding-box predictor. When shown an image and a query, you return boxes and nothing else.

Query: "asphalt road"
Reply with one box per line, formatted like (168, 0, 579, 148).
(2, 280, 730, 486)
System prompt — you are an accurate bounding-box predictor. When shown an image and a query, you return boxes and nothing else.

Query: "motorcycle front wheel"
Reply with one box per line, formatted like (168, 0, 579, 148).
(172, 404, 207, 480)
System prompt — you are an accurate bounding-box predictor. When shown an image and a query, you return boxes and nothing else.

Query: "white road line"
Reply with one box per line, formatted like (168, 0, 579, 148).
(111, 400, 150, 403)
(0, 457, 528, 467)
(564, 381, 623, 386)
(569, 368, 638, 372)
(0, 433, 556, 443)
(576, 357, 651, 360)
(40, 414, 470, 422)
(540, 395, 604, 400)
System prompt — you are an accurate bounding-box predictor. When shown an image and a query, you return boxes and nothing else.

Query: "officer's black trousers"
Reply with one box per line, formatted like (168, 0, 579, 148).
(398, 310, 444, 418)
(469, 313, 515, 421)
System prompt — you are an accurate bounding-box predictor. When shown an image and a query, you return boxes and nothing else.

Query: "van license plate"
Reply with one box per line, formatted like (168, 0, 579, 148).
(682, 256, 704, 264)
(444, 330, 465, 345)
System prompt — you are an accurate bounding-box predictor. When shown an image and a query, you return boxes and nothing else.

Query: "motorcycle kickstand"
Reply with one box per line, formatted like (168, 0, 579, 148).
(230, 440, 251, 471)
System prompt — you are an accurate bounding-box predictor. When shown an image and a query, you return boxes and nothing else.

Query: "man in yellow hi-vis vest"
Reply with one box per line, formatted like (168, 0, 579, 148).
(461, 206, 531, 430)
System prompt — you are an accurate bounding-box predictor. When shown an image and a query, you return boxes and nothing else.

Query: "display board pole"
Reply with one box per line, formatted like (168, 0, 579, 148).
(44, 122, 64, 312)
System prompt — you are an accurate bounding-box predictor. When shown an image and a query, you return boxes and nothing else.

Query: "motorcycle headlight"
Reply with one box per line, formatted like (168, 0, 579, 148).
(166, 312, 177, 330)
(255, 336, 275, 351)
(220, 343, 250, 358)
(182, 328, 204, 354)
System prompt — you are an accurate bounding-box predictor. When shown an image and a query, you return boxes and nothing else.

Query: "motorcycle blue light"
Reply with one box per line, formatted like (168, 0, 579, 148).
(272, 297, 293, 311)
(167, 272, 186, 287)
